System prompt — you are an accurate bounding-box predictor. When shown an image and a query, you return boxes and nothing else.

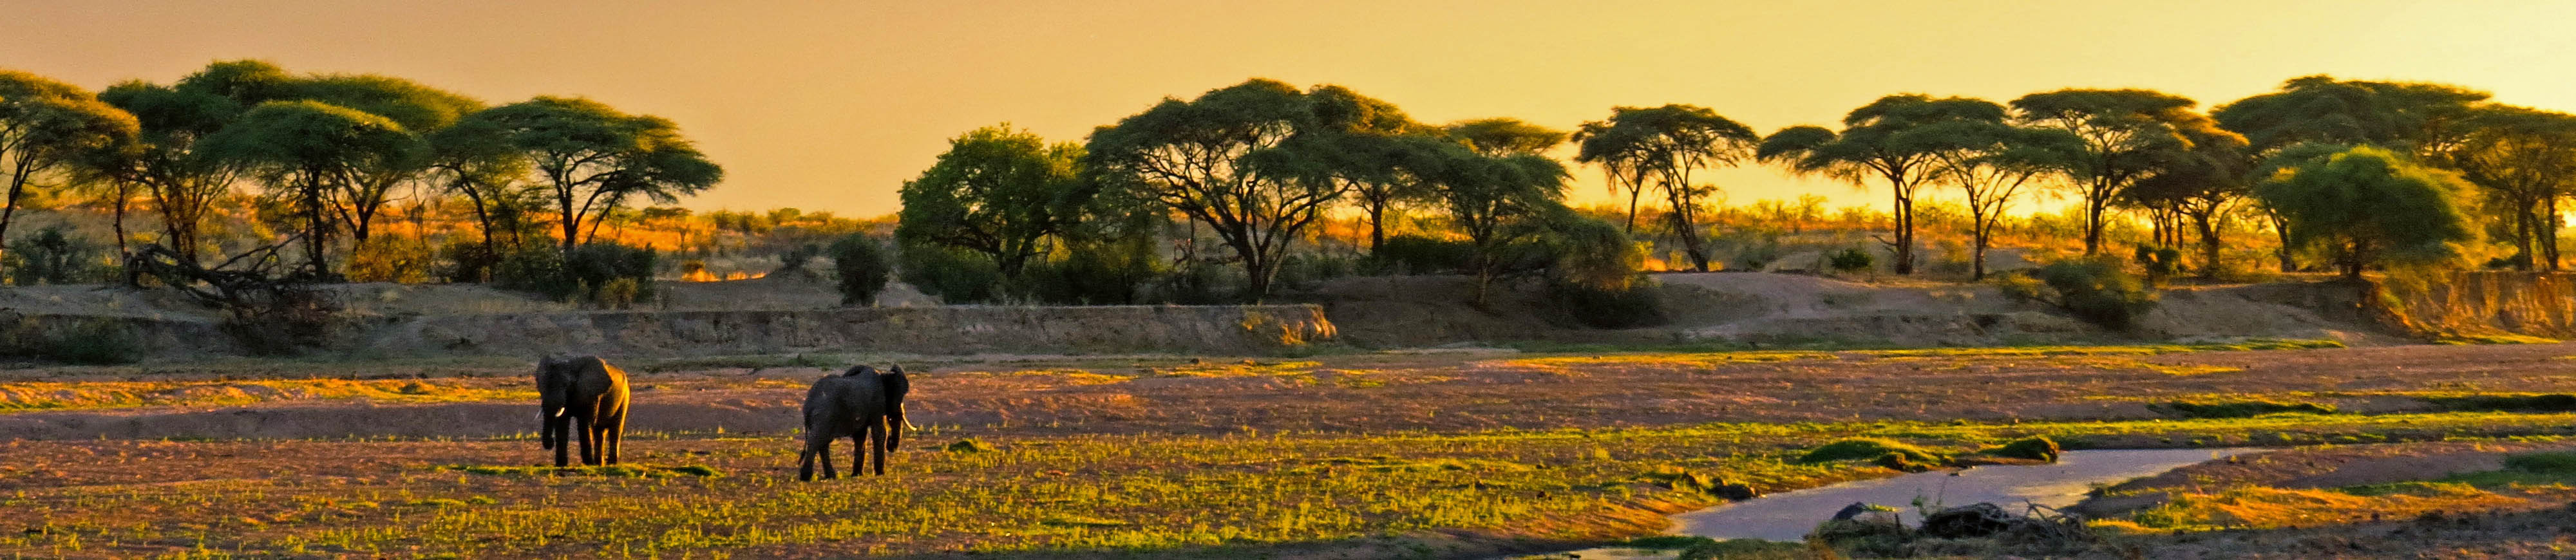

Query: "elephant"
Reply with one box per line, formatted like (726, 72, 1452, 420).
(798, 364, 911, 480)
(536, 354, 631, 467)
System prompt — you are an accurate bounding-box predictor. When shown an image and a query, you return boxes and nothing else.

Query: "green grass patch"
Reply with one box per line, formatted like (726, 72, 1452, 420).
(2435, 333, 2559, 345)
(1795, 438, 1949, 465)
(2421, 393, 2576, 412)
(2333, 480, 2486, 498)
(2152, 398, 2338, 418)
(1980, 436, 2063, 462)
(440, 464, 724, 478)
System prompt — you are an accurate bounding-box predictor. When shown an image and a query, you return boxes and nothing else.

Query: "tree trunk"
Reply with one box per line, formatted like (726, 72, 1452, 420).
(1969, 207, 1991, 281)
(2544, 194, 2562, 272)
(1366, 200, 1385, 254)
(1889, 189, 1915, 275)
(0, 158, 37, 280)
(2267, 210, 2296, 272)
(108, 180, 131, 264)
(2192, 209, 2222, 279)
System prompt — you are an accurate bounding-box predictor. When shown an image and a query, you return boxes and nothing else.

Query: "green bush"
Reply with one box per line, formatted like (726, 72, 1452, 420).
(2002, 257, 2159, 329)
(4, 227, 102, 286)
(1985, 436, 2062, 462)
(1797, 438, 1949, 465)
(1829, 247, 1875, 274)
(1156, 260, 1241, 305)
(494, 242, 656, 306)
(899, 243, 1001, 304)
(437, 240, 500, 283)
(1368, 236, 1474, 275)
(1550, 278, 1667, 329)
(775, 243, 824, 277)
(828, 234, 893, 306)
(2134, 244, 2183, 284)
(1014, 239, 1163, 304)
(2155, 398, 2338, 418)
(1, 319, 145, 364)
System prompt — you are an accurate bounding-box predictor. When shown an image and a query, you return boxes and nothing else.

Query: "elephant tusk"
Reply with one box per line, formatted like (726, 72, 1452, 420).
(554, 408, 566, 418)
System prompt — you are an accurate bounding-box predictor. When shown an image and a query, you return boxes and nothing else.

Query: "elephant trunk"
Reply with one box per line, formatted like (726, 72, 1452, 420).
(539, 406, 560, 450)
(885, 404, 907, 452)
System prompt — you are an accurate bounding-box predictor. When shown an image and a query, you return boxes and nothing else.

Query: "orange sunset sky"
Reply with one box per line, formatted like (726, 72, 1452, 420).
(10, 1, 2575, 217)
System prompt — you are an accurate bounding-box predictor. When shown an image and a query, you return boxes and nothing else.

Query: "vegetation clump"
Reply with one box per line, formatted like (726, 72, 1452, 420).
(2420, 393, 2576, 412)
(1984, 436, 2062, 463)
(443, 464, 721, 478)
(944, 439, 998, 453)
(1998, 257, 2158, 329)
(1797, 438, 1949, 467)
(2155, 398, 2338, 418)
(828, 234, 893, 306)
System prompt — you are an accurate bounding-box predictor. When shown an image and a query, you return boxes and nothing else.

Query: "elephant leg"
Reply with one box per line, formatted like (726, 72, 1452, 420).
(604, 411, 626, 465)
(870, 423, 889, 476)
(819, 436, 838, 480)
(860, 429, 881, 478)
(574, 415, 598, 466)
(551, 417, 573, 467)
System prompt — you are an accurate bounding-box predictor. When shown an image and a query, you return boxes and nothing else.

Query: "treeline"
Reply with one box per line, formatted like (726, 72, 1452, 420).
(7, 64, 2573, 310)
(891, 75, 2571, 308)
(0, 61, 721, 304)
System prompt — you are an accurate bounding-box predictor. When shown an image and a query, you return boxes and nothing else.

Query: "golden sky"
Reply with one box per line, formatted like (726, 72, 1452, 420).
(10, 1, 2575, 217)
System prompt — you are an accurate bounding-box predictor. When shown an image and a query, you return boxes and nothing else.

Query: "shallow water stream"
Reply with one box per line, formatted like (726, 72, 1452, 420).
(1532, 447, 2260, 559)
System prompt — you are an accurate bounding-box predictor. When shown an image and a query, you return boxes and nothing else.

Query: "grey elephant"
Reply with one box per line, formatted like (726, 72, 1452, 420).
(536, 355, 631, 467)
(798, 364, 911, 480)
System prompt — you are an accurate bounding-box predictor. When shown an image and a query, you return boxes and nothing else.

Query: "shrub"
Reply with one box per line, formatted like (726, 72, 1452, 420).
(828, 234, 893, 306)
(2001, 257, 2158, 329)
(1014, 239, 1162, 304)
(1986, 436, 2062, 463)
(899, 243, 1001, 304)
(1368, 236, 1474, 275)
(1828, 247, 1875, 274)
(1551, 279, 1667, 329)
(2155, 398, 2337, 418)
(345, 241, 433, 283)
(1, 318, 145, 364)
(775, 243, 824, 277)
(1528, 215, 1665, 328)
(4, 227, 102, 286)
(1797, 438, 1949, 465)
(1155, 260, 1242, 305)
(495, 242, 656, 306)
(437, 240, 500, 283)
(2133, 244, 2182, 285)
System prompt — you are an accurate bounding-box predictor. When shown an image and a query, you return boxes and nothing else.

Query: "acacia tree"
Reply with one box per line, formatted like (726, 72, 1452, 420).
(2256, 145, 2477, 279)
(1406, 136, 1569, 303)
(464, 97, 721, 257)
(1758, 95, 2001, 274)
(1086, 79, 1349, 301)
(289, 75, 481, 245)
(1917, 120, 2077, 279)
(0, 71, 139, 277)
(198, 100, 414, 278)
(2214, 76, 2490, 271)
(2011, 89, 2234, 256)
(1574, 105, 1758, 272)
(1291, 86, 1419, 254)
(896, 124, 1091, 277)
(2123, 124, 2255, 277)
(2444, 106, 2576, 270)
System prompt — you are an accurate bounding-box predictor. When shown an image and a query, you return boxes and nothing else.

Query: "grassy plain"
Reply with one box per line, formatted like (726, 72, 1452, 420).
(3, 341, 2575, 559)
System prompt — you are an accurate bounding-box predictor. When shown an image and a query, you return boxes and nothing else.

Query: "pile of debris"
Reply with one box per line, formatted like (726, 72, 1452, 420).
(1808, 501, 2095, 557)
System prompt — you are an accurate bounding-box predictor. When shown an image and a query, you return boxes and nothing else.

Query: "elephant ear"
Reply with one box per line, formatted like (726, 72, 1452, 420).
(882, 366, 909, 403)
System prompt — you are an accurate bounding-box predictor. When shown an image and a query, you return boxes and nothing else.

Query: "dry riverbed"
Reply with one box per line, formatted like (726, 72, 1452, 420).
(3, 342, 2575, 559)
